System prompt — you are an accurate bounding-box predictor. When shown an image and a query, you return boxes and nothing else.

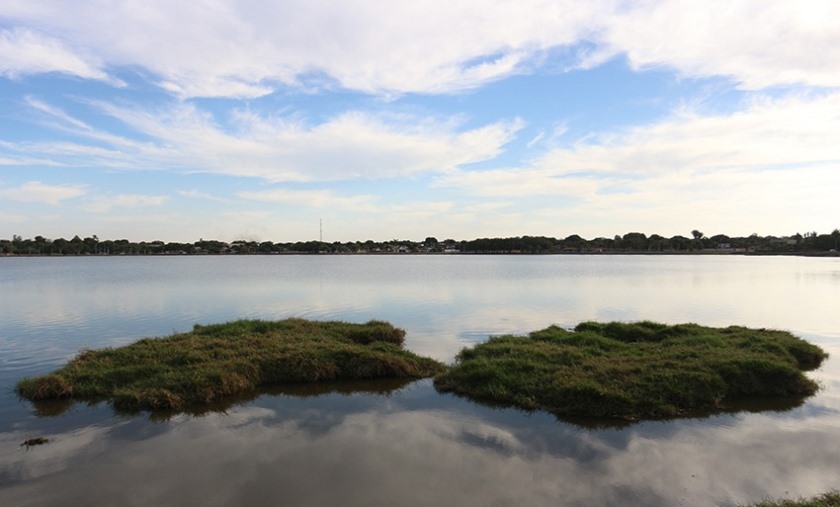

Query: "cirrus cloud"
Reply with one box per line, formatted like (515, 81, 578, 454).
(0, 28, 115, 83)
(10, 98, 524, 183)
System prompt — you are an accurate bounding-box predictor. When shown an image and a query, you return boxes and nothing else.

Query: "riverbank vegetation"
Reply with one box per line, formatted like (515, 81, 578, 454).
(16, 319, 445, 413)
(434, 321, 828, 420)
(2, 228, 839, 255)
(741, 490, 840, 507)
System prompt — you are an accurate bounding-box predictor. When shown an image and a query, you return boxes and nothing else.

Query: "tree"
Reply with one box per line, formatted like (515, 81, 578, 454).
(669, 235, 690, 251)
(709, 234, 731, 250)
(833, 229, 840, 251)
(813, 234, 834, 251)
(689, 230, 706, 251)
(561, 234, 584, 252)
(745, 233, 761, 251)
(622, 232, 648, 251)
(258, 241, 275, 253)
(69, 235, 85, 255)
(53, 237, 68, 255)
(647, 234, 667, 251)
(84, 235, 99, 255)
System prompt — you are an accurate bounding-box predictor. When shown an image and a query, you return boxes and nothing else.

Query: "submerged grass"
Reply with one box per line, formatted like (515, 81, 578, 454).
(433, 321, 828, 420)
(16, 318, 445, 413)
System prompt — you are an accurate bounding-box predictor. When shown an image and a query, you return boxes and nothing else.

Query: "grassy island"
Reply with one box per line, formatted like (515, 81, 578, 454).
(16, 318, 445, 412)
(434, 321, 828, 420)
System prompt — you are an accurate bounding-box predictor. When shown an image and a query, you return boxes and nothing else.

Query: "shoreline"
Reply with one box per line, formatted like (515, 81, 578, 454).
(2, 250, 837, 258)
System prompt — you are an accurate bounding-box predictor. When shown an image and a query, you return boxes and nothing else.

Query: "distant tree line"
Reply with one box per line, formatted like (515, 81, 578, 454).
(2, 229, 839, 256)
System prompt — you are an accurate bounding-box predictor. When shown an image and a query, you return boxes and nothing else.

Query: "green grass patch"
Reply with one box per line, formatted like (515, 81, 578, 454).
(16, 318, 445, 413)
(741, 490, 840, 507)
(434, 321, 828, 420)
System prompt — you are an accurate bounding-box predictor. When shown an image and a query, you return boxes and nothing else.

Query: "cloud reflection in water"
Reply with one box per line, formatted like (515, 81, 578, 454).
(2, 256, 840, 506)
(2, 371, 839, 507)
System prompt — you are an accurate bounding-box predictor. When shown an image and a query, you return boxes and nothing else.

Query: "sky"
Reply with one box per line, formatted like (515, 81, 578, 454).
(1, 0, 839, 243)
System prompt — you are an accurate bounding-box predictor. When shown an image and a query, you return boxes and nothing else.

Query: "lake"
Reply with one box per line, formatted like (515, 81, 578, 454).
(1, 255, 839, 506)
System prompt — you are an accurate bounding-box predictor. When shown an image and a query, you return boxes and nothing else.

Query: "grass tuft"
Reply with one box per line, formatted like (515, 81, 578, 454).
(741, 490, 840, 507)
(16, 374, 73, 399)
(16, 318, 444, 414)
(434, 321, 828, 421)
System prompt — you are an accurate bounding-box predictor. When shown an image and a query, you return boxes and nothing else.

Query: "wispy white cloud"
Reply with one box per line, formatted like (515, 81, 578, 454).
(238, 188, 377, 212)
(0, 181, 87, 204)
(0, 28, 117, 84)
(0, 1, 604, 96)
(602, 0, 840, 90)
(83, 194, 168, 213)
(3, 1, 839, 241)
(2, 99, 160, 170)
(14, 98, 523, 183)
(24, 96, 96, 132)
(525, 123, 568, 150)
(0, 154, 64, 167)
(442, 92, 840, 193)
(438, 92, 840, 235)
(177, 189, 229, 203)
(220, 210, 274, 222)
(3, 1, 838, 97)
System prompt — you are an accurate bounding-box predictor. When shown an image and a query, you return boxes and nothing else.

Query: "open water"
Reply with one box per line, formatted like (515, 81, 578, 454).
(1, 255, 839, 506)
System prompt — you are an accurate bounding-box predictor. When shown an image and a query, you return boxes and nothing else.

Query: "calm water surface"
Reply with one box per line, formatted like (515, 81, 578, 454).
(1, 255, 839, 506)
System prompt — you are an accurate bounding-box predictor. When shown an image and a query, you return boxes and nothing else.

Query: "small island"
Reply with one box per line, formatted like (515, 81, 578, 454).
(434, 321, 828, 420)
(16, 318, 445, 413)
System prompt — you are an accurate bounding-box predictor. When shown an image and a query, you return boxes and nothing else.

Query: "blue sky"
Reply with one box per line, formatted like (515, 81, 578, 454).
(1, 0, 838, 243)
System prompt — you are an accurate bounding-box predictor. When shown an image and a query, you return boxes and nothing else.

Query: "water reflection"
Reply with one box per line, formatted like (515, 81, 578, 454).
(434, 372, 822, 429)
(21, 374, 814, 430)
(3, 372, 840, 507)
(2, 256, 840, 506)
(3, 256, 840, 373)
(27, 378, 417, 421)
